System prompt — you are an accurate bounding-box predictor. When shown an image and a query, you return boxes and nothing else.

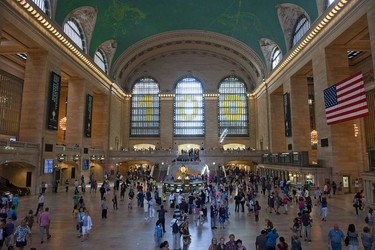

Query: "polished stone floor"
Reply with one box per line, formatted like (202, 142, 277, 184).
(14, 185, 373, 250)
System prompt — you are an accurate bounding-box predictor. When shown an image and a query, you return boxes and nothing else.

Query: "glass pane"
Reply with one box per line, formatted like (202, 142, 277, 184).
(131, 78, 160, 136)
(218, 76, 248, 136)
(174, 77, 204, 136)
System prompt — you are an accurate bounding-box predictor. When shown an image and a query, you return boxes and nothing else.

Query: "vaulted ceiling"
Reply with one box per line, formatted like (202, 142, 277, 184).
(55, 0, 318, 67)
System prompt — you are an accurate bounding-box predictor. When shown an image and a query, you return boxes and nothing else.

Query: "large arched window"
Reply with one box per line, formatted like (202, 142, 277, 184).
(174, 77, 204, 136)
(218, 76, 248, 136)
(292, 15, 310, 47)
(94, 49, 108, 73)
(271, 47, 282, 70)
(31, 0, 50, 16)
(63, 18, 86, 52)
(131, 78, 160, 136)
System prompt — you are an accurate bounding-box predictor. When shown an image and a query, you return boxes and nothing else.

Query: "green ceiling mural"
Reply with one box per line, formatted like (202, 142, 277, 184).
(55, 0, 318, 65)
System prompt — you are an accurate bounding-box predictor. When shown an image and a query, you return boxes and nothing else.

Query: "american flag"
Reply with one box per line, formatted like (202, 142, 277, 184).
(324, 72, 368, 125)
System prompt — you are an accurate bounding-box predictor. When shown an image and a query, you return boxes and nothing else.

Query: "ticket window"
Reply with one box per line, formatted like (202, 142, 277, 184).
(342, 176, 350, 194)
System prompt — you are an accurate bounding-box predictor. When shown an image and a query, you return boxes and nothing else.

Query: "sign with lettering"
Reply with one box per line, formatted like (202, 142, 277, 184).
(84, 94, 93, 137)
(47, 72, 61, 130)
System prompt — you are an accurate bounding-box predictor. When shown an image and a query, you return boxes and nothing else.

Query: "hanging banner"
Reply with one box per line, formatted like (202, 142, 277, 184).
(47, 72, 61, 130)
(84, 94, 93, 137)
(283, 92, 292, 137)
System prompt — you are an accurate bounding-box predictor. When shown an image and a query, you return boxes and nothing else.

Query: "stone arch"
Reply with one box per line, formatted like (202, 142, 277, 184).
(64, 6, 97, 52)
(276, 3, 311, 51)
(259, 38, 282, 73)
(95, 39, 117, 73)
(111, 30, 266, 92)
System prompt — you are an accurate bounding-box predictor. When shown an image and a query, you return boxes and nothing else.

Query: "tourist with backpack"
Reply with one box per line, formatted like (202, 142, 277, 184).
(170, 214, 181, 250)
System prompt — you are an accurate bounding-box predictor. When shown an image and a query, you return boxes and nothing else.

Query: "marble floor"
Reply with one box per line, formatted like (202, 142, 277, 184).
(13, 186, 372, 250)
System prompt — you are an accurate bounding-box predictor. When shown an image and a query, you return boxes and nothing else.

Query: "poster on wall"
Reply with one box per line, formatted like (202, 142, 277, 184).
(283, 92, 292, 137)
(83, 159, 89, 171)
(44, 159, 54, 174)
(84, 94, 93, 137)
(47, 72, 61, 130)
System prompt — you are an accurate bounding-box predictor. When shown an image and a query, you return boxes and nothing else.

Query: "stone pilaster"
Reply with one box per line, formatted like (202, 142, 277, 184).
(91, 92, 108, 149)
(159, 95, 174, 149)
(19, 51, 49, 143)
(270, 91, 286, 152)
(204, 95, 219, 149)
(65, 78, 87, 146)
(290, 76, 311, 152)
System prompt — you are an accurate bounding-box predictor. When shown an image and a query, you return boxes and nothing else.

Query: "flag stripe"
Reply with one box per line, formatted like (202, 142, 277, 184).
(324, 72, 368, 125)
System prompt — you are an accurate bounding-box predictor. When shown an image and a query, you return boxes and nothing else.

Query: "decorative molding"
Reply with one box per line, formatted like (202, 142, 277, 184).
(259, 38, 279, 74)
(65, 6, 97, 52)
(97, 39, 117, 72)
(276, 3, 311, 51)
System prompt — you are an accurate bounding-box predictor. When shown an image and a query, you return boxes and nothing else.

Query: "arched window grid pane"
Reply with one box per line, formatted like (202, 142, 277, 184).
(174, 78, 205, 136)
(31, 0, 50, 16)
(218, 76, 249, 137)
(130, 78, 160, 136)
(63, 19, 86, 52)
(271, 47, 282, 70)
(94, 49, 108, 73)
(292, 16, 310, 47)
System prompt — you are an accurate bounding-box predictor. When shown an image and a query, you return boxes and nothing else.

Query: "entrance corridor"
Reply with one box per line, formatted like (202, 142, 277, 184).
(16, 187, 372, 250)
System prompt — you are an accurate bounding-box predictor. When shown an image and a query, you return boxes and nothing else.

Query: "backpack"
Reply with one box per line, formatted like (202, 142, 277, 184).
(172, 220, 179, 234)
(365, 216, 369, 224)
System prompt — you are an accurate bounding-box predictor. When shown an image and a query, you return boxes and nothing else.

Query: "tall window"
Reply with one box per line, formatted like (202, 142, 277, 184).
(174, 77, 204, 136)
(131, 78, 160, 136)
(31, 0, 50, 16)
(94, 49, 108, 73)
(292, 15, 310, 47)
(271, 47, 282, 70)
(63, 19, 86, 52)
(218, 76, 248, 136)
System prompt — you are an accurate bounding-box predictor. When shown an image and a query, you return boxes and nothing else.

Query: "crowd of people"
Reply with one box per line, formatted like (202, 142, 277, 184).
(0, 169, 374, 250)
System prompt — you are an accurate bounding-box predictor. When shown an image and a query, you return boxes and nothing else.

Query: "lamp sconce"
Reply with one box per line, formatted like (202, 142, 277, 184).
(90, 155, 97, 161)
(57, 154, 66, 162)
(73, 154, 80, 162)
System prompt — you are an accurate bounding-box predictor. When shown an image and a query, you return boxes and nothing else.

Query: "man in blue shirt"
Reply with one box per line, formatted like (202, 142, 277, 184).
(266, 228, 279, 250)
(328, 224, 345, 250)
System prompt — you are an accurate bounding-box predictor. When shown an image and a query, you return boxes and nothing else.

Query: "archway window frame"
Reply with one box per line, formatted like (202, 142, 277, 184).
(218, 76, 249, 137)
(271, 46, 282, 70)
(94, 49, 108, 74)
(130, 77, 160, 137)
(63, 18, 87, 52)
(31, 0, 51, 17)
(292, 15, 310, 48)
(174, 77, 205, 137)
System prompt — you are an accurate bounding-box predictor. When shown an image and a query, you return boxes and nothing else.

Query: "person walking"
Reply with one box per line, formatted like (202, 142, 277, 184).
(361, 226, 373, 250)
(321, 196, 328, 221)
(255, 230, 267, 250)
(180, 221, 191, 250)
(346, 224, 359, 250)
(276, 236, 288, 250)
(13, 218, 31, 250)
(81, 210, 92, 242)
(210, 203, 217, 229)
(65, 179, 69, 192)
(34, 193, 44, 216)
(154, 220, 163, 250)
(39, 207, 51, 244)
(365, 208, 374, 234)
(157, 205, 168, 233)
(301, 210, 312, 242)
(101, 197, 108, 219)
(266, 228, 279, 250)
(328, 224, 345, 250)
(170, 214, 181, 250)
